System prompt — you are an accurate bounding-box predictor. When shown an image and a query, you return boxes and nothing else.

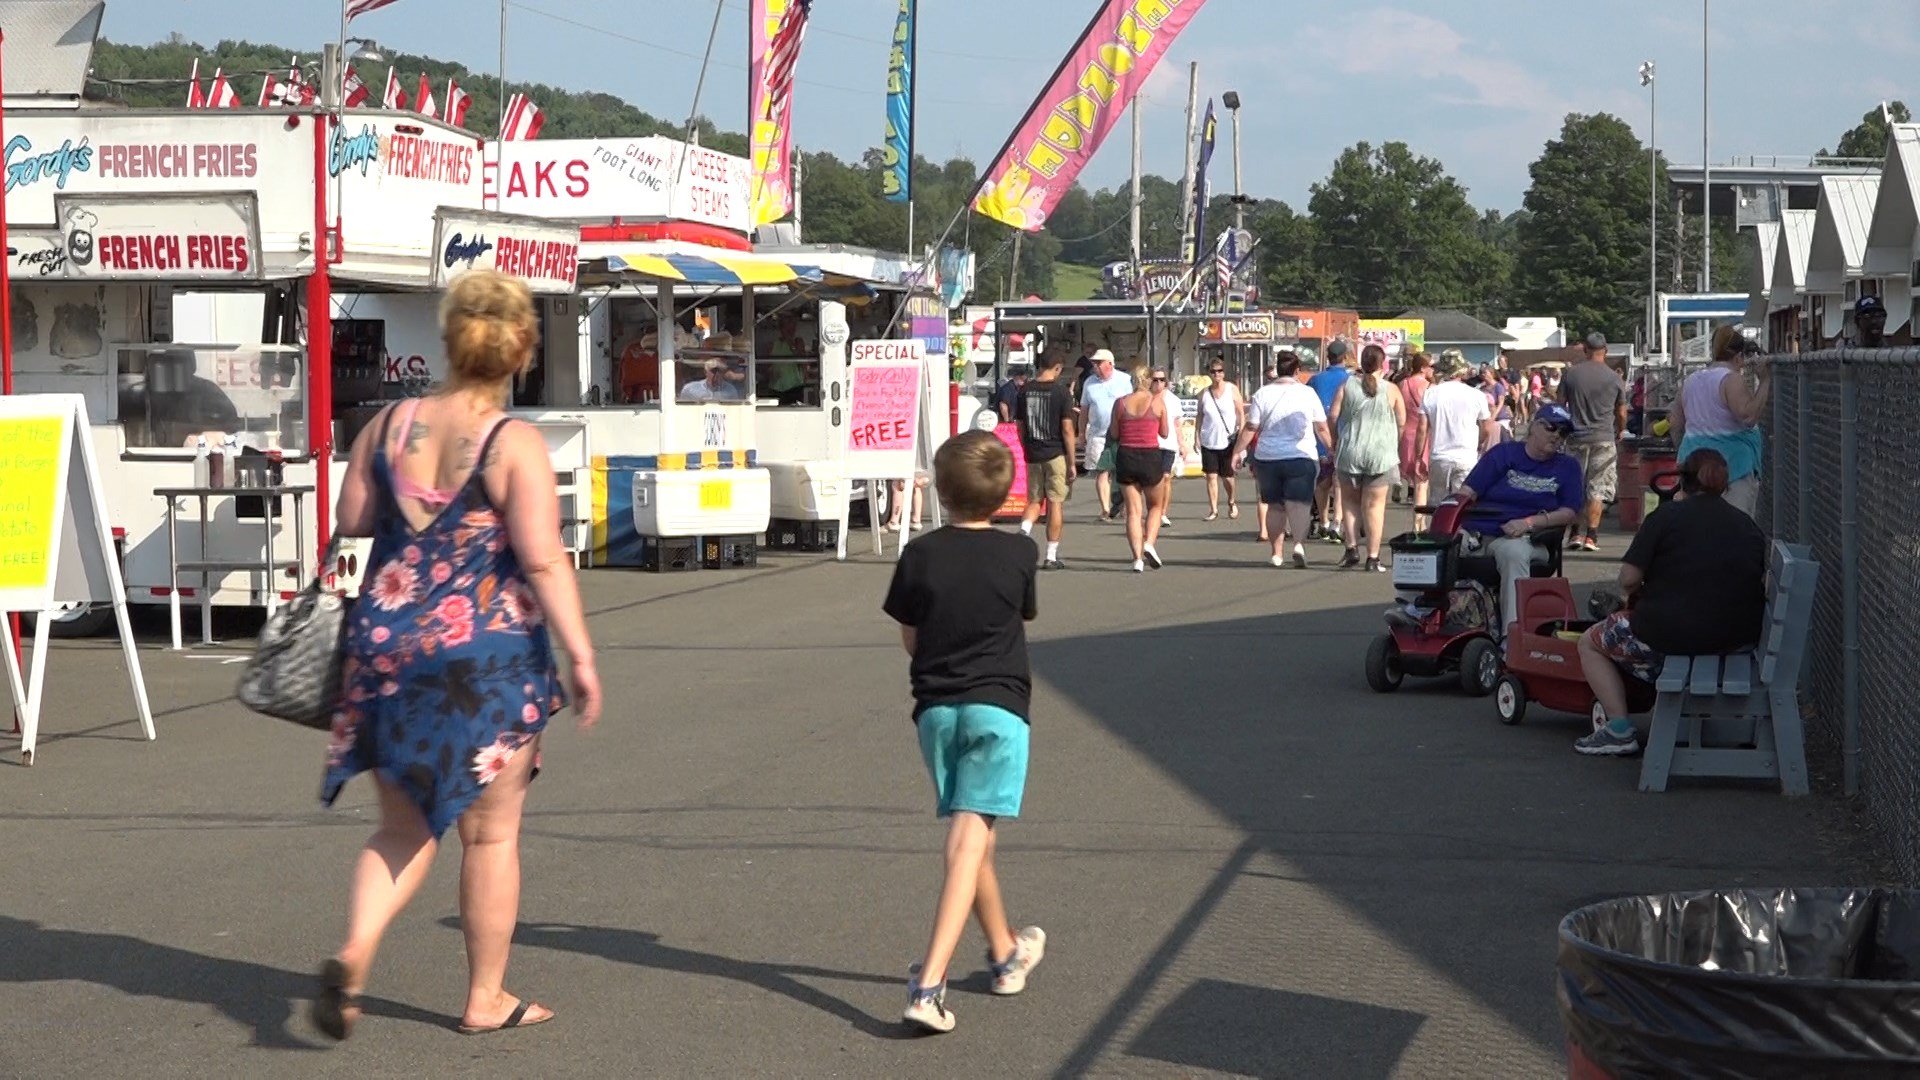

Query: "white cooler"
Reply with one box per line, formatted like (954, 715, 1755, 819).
(631, 468, 772, 537)
(763, 460, 848, 521)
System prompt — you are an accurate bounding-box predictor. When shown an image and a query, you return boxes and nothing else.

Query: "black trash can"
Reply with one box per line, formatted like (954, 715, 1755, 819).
(1558, 889, 1920, 1078)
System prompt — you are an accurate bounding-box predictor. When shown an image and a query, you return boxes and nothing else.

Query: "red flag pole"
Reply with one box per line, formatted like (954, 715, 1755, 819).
(0, 27, 21, 736)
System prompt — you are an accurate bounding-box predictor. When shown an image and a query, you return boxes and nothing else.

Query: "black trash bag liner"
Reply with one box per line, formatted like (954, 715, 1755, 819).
(1558, 888, 1920, 1078)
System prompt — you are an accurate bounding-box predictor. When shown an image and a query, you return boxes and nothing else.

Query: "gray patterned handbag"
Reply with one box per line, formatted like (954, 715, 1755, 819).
(237, 542, 347, 729)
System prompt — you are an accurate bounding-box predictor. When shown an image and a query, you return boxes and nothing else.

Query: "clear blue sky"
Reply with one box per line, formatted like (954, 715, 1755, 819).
(105, 0, 1913, 213)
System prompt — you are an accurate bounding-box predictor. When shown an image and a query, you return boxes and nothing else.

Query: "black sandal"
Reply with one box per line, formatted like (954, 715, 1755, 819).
(312, 958, 359, 1041)
(457, 999, 554, 1035)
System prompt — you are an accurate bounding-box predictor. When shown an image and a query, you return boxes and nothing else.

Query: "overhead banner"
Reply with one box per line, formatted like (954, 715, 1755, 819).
(748, 0, 810, 227)
(1357, 319, 1426, 363)
(881, 0, 915, 203)
(487, 137, 751, 233)
(972, 0, 1211, 231)
(53, 192, 263, 281)
(432, 209, 581, 294)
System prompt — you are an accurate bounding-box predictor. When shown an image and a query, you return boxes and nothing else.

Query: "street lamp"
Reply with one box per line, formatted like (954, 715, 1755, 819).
(1640, 60, 1657, 355)
(319, 38, 382, 108)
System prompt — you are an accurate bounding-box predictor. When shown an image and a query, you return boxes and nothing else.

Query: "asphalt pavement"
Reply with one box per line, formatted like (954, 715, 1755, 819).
(0, 485, 1866, 1079)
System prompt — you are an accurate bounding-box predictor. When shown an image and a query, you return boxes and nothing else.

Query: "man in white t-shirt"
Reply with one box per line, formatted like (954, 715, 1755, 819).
(1418, 349, 1496, 498)
(1077, 349, 1134, 520)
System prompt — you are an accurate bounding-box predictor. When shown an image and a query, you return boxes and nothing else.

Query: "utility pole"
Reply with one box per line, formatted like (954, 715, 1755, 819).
(1641, 61, 1657, 353)
(1701, 0, 1711, 292)
(1177, 61, 1199, 264)
(1009, 231, 1023, 300)
(1226, 92, 1245, 232)
(792, 147, 804, 241)
(1130, 101, 1142, 271)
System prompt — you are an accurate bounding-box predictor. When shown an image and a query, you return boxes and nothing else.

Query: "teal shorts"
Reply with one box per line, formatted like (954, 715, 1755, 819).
(916, 703, 1030, 819)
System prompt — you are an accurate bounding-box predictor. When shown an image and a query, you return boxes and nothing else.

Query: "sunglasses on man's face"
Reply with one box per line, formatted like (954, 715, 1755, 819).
(1152, 376, 1169, 384)
(1210, 369, 1225, 375)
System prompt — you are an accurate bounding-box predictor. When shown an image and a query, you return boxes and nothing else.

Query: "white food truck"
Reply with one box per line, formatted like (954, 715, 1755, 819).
(3, 102, 579, 639)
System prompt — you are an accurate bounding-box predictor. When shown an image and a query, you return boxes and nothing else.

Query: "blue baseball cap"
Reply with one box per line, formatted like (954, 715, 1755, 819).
(1533, 403, 1575, 434)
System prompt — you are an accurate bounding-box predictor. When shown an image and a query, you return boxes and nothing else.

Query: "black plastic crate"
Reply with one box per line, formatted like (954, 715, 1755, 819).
(701, 534, 759, 569)
(765, 517, 839, 552)
(639, 536, 701, 573)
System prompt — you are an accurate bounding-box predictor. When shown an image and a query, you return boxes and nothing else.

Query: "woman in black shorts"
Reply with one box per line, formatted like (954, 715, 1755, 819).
(1231, 351, 1333, 568)
(1196, 360, 1245, 520)
(1108, 363, 1172, 572)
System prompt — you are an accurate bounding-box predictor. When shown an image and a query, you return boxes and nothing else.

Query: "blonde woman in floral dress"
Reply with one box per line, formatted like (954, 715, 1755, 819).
(315, 269, 602, 1040)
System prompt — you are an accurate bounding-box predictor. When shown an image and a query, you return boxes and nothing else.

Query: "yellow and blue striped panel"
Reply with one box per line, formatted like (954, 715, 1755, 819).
(604, 252, 823, 288)
(596, 451, 756, 471)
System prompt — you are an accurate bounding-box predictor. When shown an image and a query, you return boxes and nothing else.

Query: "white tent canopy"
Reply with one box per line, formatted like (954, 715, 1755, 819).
(1806, 174, 1881, 339)
(1862, 124, 1920, 332)
(1769, 209, 1815, 314)
(1745, 221, 1781, 327)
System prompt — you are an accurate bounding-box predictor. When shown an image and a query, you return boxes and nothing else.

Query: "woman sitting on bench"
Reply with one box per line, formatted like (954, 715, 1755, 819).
(1575, 449, 1767, 758)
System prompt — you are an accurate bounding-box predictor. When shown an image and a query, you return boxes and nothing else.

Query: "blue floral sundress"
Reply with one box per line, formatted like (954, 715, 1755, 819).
(321, 411, 567, 836)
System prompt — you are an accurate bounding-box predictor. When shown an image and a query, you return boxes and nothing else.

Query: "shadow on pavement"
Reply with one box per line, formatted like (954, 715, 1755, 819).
(0, 914, 439, 1048)
(476, 919, 911, 1039)
(1028, 595, 1840, 1074)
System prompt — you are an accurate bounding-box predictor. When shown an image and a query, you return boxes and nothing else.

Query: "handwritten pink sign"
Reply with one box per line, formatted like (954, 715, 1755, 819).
(847, 364, 921, 453)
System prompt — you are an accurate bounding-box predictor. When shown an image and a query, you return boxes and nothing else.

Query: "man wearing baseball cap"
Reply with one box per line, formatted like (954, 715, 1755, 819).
(1417, 349, 1497, 500)
(1557, 332, 1627, 552)
(1850, 294, 1889, 348)
(1456, 403, 1584, 638)
(1077, 349, 1134, 520)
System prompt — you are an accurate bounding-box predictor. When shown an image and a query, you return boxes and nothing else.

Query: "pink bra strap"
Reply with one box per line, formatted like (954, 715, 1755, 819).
(386, 399, 510, 508)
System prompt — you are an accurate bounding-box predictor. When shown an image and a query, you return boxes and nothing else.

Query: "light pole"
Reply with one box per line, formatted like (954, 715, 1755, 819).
(1223, 90, 1245, 232)
(1640, 60, 1657, 354)
(1701, 0, 1711, 292)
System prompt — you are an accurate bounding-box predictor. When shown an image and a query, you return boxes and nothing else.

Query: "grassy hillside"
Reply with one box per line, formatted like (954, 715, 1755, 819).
(1051, 262, 1105, 301)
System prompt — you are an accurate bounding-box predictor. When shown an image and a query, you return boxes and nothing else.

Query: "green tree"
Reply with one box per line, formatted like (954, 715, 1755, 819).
(1302, 141, 1507, 315)
(1513, 113, 1665, 343)
(1817, 101, 1911, 163)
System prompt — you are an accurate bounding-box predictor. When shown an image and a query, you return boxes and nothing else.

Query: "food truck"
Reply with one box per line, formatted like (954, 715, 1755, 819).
(3, 98, 586, 638)
(477, 137, 945, 555)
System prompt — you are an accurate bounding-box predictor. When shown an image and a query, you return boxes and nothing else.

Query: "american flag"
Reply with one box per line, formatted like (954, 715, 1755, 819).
(759, 0, 812, 128)
(342, 68, 371, 109)
(185, 58, 204, 109)
(444, 79, 471, 127)
(382, 66, 408, 111)
(207, 68, 240, 109)
(501, 92, 544, 140)
(414, 72, 437, 119)
(345, 0, 404, 21)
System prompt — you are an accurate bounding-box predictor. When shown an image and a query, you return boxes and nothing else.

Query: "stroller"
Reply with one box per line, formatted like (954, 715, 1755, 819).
(1364, 496, 1566, 696)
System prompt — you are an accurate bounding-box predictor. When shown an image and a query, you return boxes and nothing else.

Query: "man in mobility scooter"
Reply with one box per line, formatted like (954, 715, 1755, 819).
(1366, 405, 1583, 695)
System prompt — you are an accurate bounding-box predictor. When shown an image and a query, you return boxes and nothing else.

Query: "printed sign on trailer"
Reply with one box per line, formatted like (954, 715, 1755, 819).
(54, 192, 263, 281)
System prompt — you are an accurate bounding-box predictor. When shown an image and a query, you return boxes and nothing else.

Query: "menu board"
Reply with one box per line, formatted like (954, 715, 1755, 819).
(844, 339, 926, 479)
(0, 416, 65, 595)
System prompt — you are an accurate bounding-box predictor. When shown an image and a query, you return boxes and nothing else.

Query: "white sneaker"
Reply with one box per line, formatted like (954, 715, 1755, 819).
(1270, 554, 1286, 568)
(990, 927, 1047, 996)
(1132, 559, 1144, 572)
(1143, 545, 1163, 569)
(1291, 545, 1308, 569)
(903, 968, 955, 1033)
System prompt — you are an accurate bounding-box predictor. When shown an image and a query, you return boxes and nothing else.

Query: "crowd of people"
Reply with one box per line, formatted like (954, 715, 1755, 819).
(308, 280, 1778, 1043)
(1003, 331, 1651, 577)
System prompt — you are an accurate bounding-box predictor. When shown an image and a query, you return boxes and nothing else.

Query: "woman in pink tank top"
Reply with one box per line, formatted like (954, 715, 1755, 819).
(1106, 362, 1172, 571)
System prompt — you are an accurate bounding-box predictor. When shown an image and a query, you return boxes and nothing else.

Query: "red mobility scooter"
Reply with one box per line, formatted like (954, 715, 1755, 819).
(1364, 497, 1566, 697)
(1491, 475, 1682, 726)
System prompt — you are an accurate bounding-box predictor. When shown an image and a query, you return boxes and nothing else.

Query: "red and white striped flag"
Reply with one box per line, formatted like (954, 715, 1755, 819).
(444, 79, 471, 128)
(414, 73, 437, 119)
(345, 0, 404, 21)
(257, 71, 279, 108)
(501, 93, 545, 140)
(186, 58, 205, 109)
(342, 68, 371, 108)
(760, 0, 811, 130)
(382, 66, 408, 111)
(208, 68, 240, 109)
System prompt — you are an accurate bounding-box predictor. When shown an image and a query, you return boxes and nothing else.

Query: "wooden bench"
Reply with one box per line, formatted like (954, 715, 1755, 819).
(1638, 541, 1820, 795)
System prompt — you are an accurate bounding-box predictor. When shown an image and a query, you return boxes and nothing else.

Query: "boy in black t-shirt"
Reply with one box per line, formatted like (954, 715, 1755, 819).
(882, 430, 1046, 1034)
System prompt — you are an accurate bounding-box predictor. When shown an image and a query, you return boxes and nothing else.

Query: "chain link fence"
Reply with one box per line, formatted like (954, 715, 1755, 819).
(1763, 349, 1920, 884)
